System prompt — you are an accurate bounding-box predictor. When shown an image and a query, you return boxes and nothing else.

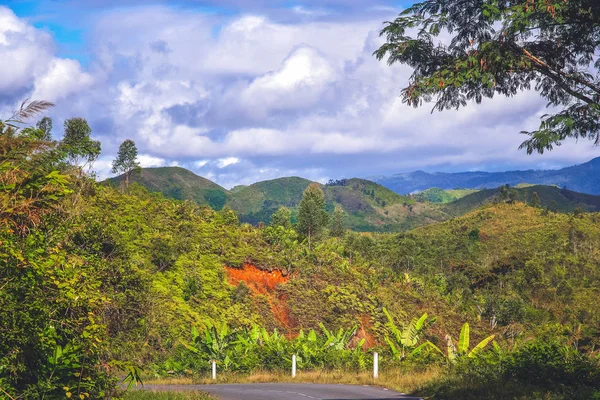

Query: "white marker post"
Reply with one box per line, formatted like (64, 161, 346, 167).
(291, 354, 297, 378)
(212, 360, 217, 380)
(373, 352, 379, 379)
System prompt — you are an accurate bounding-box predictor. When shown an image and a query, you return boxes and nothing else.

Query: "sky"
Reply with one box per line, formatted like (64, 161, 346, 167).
(1, 0, 598, 188)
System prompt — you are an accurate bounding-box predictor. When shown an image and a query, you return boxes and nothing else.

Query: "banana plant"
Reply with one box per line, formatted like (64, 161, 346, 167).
(184, 322, 238, 369)
(319, 323, 358, 350)
(422, 322, 496, 363)
(383, 308, 437, 360)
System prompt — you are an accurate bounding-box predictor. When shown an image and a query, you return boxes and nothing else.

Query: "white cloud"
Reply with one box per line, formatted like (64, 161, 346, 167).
(138, 154, 166, 168)
(32, 58, 94, 101)
(216, 157, 240, 168)
(0, 7, 91, 103)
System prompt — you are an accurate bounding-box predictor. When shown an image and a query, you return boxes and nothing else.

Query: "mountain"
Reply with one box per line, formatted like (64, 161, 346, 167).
(227, 177, 447, 231)
(374, 157, 600, 195)
(106, 166, 230, 210)
(106, 166, 600, 232)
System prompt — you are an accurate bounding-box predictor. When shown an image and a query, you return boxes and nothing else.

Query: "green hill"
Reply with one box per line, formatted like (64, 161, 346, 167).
(322, 178, 447, 231)
(226, 176, 313, 225)
(415, 187, 479, 203)
(105, 168, 600, 232)
(226, 177, 448, 231)
(106, 167, 230, 210)
(443, 184, 600, 216)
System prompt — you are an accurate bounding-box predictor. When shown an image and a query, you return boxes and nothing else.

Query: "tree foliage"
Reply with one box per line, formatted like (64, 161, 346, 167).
(61, 117, 101, 169)
(112, 139, 141, 188)
(270, 206, 292, 229)
(297, 183, 329, 250)
(329, 206, 346, 237)
(375, 0, 600, 154)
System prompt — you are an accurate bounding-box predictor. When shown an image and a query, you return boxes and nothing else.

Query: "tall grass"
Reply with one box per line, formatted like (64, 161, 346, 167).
(145, 368, 441, 395)
(122, 391, 214, 400)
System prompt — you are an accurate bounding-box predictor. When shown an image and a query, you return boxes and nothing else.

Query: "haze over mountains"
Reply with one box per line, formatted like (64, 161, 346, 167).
(106, 157, 600, 232)
(372, 157, 600, 195)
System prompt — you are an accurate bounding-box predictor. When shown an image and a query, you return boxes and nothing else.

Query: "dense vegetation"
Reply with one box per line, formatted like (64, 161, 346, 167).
(3, 105, 600, 399)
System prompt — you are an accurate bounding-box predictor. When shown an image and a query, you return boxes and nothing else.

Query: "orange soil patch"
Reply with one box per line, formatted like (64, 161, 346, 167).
(226, 263, 294, 329)
(354, 315, 377, 348)
(226, 263, 289, 295)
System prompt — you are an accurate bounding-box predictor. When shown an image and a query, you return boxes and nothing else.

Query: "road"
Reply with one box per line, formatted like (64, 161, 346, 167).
(142, 383, 422, 400)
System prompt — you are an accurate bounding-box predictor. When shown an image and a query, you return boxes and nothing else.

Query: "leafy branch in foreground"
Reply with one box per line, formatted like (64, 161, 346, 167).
(375, 0, 600, 154)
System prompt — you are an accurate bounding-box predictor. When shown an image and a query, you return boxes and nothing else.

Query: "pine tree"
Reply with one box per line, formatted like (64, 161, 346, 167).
(329, 206, 346, 238)
(111, 139, 140, 189)
(297, 183, 329, 250)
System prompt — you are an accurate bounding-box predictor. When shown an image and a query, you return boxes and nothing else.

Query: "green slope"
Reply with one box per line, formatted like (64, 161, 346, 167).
(443, 184, 600, 216)
(105, 168, 600, 232)
(226, 177, 314, 225)
(106, 167, 230, 210)
(228, 177, 448, 231)
(415, 187, 479, 203)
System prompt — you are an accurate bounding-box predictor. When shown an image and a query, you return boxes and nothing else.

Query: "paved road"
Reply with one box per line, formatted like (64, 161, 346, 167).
(142, 383, 422, 400)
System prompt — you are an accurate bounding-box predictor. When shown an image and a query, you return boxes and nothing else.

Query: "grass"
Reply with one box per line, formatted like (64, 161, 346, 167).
(122, 390, 214, 400)
(144, 368, 442, 395)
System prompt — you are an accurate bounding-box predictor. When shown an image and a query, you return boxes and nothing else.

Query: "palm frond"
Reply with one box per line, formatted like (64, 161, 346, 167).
(7, 99, 55, 125)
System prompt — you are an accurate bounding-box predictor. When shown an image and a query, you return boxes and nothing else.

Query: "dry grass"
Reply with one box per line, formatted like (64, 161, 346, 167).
(144, 369, 441, 395)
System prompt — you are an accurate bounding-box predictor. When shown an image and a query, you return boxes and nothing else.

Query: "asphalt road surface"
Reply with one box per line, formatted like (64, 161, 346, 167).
(142, 383, 422, 400)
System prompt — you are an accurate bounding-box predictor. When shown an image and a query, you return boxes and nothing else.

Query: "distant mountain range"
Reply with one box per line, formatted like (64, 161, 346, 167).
(105, 159, 600, 232)
(372, 157, 600, 195)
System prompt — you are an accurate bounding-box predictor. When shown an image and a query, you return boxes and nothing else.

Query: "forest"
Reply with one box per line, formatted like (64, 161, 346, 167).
(2, 102, 600, 400)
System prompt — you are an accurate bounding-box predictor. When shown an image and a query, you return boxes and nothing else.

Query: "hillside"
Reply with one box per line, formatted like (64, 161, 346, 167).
(106, 167, 600, 232)
(443, 184, 600, 216)
(322, 178, 446, 231)
(226, 176, 313, 224)
(227, 177, 448, 231)
(374, 157, 600, 195)
(415, 187, 479, 203)
(106, 166, 230, 210)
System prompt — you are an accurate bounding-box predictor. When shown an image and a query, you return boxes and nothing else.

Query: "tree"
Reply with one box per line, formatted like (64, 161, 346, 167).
(61, 117, 101, 169)
(271, 206, 292, 229)
(530, 192, 542, 208)
(297, 183, 329, 250)
(112, 139, 141, 189)
(375, 1, 600, 154)
(329, 206, 346, 238)
(508, 188, 518, 204)
(36, 117, 53, 140)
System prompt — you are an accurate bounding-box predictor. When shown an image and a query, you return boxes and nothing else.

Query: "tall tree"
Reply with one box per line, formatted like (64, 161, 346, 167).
(329, 206, 346, 238)
(271, 206, 292, 229)
(61, 117, 101, 169)
(375, 1, 600, 154)
(297, 183, 329, 250)
(111, 139, 141, 189)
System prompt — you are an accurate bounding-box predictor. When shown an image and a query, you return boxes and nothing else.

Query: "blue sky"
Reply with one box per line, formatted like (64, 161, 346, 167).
(0, 0, 597, 187)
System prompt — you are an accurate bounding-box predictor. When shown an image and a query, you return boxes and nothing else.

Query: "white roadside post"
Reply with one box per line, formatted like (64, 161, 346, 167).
(292, 354, 297, 378)
(212, 360, 217, 380)
(373, 352, 379, 379)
